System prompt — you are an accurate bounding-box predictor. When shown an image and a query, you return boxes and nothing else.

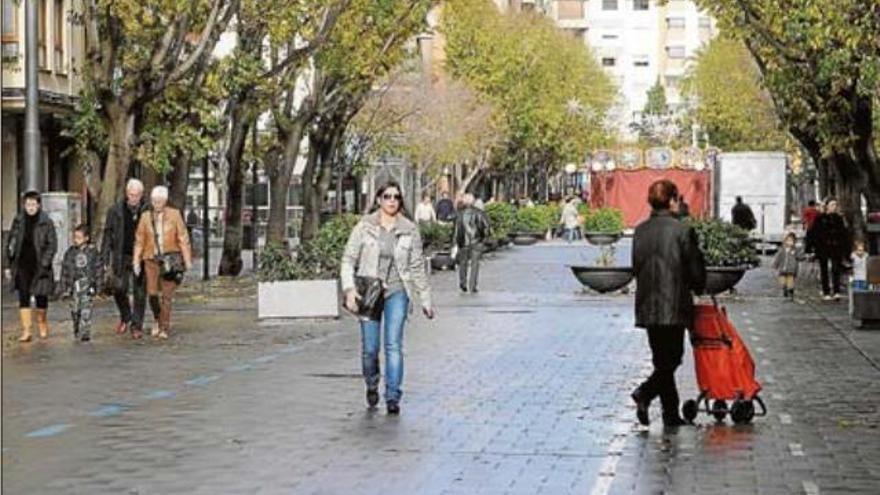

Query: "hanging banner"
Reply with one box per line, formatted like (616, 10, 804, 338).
(590, 169, 712, 227)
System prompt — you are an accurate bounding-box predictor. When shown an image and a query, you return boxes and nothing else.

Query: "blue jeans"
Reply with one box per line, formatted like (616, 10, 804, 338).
(360, 290, 409, 403)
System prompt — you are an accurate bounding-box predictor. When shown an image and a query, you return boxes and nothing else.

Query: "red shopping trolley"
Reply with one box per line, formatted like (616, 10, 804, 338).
(682, 302, 768, 424)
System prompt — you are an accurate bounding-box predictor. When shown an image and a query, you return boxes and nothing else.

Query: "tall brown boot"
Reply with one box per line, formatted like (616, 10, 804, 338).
(34, 309, 50, 339)
(18, 308, 33, 342)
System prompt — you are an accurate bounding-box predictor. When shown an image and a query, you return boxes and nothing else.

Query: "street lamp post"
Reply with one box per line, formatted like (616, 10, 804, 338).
(23, 0, 42, 193)
(202, 154, 211, 281)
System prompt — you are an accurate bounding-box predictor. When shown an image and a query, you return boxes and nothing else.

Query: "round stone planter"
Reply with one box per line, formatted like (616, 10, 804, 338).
(704, 266, 748, 295)
(430, 252, 456, 271)
(570, 266, 634, 294)
(583, 231, 623, 246)
(511, 235, 539, 246)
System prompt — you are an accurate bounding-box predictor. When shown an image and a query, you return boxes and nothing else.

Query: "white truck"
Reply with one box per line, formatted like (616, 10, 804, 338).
(715, 152, 789, 244)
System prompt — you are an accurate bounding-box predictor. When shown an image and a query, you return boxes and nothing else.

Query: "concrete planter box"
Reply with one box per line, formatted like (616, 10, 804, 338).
(583, 231, 622, 246)
(704, 267, 748, 295)
(258, 279, 340, 319)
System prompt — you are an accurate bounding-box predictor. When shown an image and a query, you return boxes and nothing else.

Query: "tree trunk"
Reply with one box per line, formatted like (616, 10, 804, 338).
(93, 109, 134, 247)
(300, 135, 321, 242)
(828, 152, 866, 238)
(218, 103, 253, 276)
(851, 95, 880, 211)
(168, 152, 191, 210)
(266, 118, 308, 246)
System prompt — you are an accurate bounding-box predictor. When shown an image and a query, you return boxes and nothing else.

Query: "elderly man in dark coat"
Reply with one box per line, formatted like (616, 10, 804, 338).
(631, 180, 706, 427)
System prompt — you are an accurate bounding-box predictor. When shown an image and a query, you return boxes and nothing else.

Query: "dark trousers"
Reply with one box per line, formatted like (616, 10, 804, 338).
(817, 256, 843, 296)
(638, 325, 685, 419)
(18, 291, 48, 309)
(458, 244, 483, 291)
(112, 262, 147, 330)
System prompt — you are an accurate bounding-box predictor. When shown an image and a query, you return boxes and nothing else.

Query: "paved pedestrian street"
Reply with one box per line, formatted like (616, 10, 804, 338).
(2, 242, 879, 494)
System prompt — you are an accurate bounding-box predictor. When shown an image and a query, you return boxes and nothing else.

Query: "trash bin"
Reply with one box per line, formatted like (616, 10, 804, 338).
(867, 211, 880, 256)
(243, 225, 254, 250)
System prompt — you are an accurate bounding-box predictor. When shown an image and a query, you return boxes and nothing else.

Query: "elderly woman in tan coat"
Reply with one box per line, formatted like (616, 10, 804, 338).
(133, 186, 192, 339)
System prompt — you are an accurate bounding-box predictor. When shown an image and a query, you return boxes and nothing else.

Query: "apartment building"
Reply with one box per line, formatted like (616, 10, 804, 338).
(1, 0, 85, 224)
(497, 0, 716, 138)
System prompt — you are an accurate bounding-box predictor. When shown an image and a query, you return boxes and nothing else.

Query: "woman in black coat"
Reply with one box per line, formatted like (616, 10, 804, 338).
(4, 191, 58, 341)
(631, 180, 706, 427)
(805, 198, 850, 300)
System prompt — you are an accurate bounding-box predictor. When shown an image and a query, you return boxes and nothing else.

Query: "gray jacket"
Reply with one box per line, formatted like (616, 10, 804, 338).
(340, 212, 433, 311)
(772, 247, 801, 276)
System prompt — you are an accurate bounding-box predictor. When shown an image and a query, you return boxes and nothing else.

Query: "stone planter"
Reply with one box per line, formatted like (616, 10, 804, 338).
(704, 266, 748, 295)
(431, 252, 456, 271)
(511, 235, 539, 246)
(583, 231, 623, 246)
(258, 279, 340, 319)
(570, 266, 634, 294)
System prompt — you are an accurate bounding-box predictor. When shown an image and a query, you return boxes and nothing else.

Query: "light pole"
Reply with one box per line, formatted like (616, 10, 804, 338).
(23, 0, 42, 192)
(202, 153, 211, 281)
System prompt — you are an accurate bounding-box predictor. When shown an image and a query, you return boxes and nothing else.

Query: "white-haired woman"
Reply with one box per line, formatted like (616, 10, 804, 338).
(133, 186, 192, 339)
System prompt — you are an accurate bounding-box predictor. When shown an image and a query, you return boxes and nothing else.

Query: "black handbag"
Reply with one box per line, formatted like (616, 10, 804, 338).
(354, 276, 385, 320)
(151, 211, 186, 283)
(353, 262, 393, 320)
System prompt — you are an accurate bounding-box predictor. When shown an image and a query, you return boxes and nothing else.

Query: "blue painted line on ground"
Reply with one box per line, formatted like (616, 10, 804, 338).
(252, 354, 278, 364)
(145, 390, 176, 400)
(224, 363, 254, 372)
(26, 424, 73, 438)
(88, 403, 129, 417)
(185, 375, 220, 386)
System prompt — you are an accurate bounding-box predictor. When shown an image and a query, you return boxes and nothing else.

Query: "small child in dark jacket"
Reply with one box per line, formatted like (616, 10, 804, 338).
(772, 232, 801, 299)
(61, 224, 103, 341)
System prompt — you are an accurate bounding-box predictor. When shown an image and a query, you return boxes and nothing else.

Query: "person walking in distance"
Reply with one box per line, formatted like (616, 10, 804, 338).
(772, 232, 801, 300)
(805, 197, 850, 300)
(415, 195, 437, 224)
(341, 181, 435, 415)
(102, 179, 150, 339)
(4, 191, 58, 342)
(731, 196, 757, 232)
(631, 180, 706, 427)
(559, 197, 580, 243)
(60, 225, 103, 342)
(435, 191, 456, 223)
(453, 193, 491, 293)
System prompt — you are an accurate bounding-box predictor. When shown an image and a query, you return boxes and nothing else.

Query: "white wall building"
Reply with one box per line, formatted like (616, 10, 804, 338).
(497, 0, 717, 139)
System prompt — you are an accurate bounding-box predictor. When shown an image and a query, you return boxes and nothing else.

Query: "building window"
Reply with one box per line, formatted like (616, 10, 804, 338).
(602, 0, 618, 11)
(1, 0, 18, 58)
(566, 28, 587, 40)
(37, 0, 47, 68)
(633, 0, 649, 10)
(667, 17, 685, 29)
(602, 57, 616, 67)
(53, 0, 64, 73)
(666, 45, 686, 59)
(557, 0, 584, 20)
(633, 58, 649, 67)
(602, 33, 619, 40)
(699, 16, 712, 28)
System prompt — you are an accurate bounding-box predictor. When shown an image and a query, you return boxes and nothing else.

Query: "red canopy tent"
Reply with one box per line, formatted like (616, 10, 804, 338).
(590, 169, 712, 228)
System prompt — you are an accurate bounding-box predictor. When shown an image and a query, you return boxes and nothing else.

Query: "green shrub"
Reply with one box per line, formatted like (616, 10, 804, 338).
(686, 218, 758, 267)
(485, 202, 516, 240)
(535, 204, 561, 232)
(582, 207, 624, 233)
(419, 222, 453, 251)
(515, 206, 547, 233)
(258, 214, 360, 281)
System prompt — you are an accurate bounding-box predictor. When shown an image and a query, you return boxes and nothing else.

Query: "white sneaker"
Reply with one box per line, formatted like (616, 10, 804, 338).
(822, 294, 832, 301)
(832, 293, 841, 300)
(150, 324, 161, 337)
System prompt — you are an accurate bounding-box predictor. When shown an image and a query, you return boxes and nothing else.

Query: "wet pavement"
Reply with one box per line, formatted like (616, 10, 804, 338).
(2, 241, 879, 494)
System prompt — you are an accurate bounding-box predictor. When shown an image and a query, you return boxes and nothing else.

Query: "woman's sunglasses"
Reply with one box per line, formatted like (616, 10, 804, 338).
(382, 193, 402, 201)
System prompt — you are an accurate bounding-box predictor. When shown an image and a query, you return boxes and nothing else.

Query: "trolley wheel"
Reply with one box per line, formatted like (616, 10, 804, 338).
(731, 400, 755, 425)
(711, 400, 728, 423)
(682, 400, 699, 423)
